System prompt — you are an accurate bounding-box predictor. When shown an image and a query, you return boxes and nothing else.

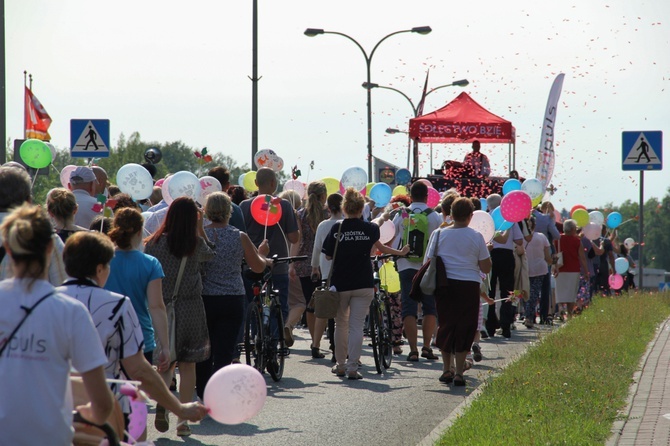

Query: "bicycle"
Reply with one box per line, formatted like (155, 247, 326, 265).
(243, 255, 307, 382)
(369, 254, 399, 374)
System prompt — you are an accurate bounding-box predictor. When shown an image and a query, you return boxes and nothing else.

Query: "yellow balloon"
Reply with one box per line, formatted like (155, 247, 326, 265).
(531, 194, 542, 208)
(380, 261, 401, 293)
(243, 170, 258, 192)
(392, 185, 408, 197)
(365, 182, 376, 197)
(321, 177, 341, 196)
(571, 208, 589, 228)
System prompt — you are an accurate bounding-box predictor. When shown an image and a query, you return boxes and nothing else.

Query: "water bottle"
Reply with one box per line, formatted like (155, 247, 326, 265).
(262, 305, 270, 325)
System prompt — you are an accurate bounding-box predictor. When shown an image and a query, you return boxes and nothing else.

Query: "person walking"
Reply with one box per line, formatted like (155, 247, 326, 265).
(390, 181, 443, 362)
(195, 192, 270, 398)
(323, 188, 409, 380)
(425, 198, 491, 386)
(553, 219, 589, 319)
(0, 204, 114, 444)
(144, 197, 215, 436)
(523, 217, 553, 328)
(288, 181, 330, 358)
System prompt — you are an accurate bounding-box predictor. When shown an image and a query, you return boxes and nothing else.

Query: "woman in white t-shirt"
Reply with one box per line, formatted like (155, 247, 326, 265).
(425, 197, 491, 387)
(523, 217, 553, 328)
(0, 204, 114, 445)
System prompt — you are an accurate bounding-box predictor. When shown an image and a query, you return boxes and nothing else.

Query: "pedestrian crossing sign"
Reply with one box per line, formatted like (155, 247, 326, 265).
(70, 119, 110, 158)
(622, 131, 662, 171)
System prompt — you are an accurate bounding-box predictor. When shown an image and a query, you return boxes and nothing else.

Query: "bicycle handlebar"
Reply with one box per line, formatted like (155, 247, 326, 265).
(73, 411, 120, 446)
(270, 255, 308, 264)
(370, 254, 405, 261)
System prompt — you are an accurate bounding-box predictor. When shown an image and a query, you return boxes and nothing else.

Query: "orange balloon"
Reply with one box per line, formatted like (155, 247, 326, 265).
(250, 194, 283, 226)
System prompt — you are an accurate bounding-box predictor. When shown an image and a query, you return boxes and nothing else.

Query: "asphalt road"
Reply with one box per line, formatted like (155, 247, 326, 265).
(146, 322, 544, 446)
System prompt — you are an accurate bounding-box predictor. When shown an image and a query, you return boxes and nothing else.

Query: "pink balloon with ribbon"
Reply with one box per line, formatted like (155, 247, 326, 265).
(500, 190, 532, 223)
(608, 274, 624, 290)
(120, 384, 147, 442)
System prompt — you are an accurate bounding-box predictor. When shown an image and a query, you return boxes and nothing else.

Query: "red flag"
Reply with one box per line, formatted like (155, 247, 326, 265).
(25, 86, 52, 141)
(415, 69, 430, 117)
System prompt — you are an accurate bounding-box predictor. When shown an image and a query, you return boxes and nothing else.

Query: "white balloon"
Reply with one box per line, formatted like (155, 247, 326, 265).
(588, 211, 605, 226)
(340, 166, 368, 193)
(582, 223, 601, 240)
(254, 149, 278, 170)
(116, 163, 154, 200)
(521, 178, 544, 199)
(161, 175, 174, 205)
(379, 220, 396, 245)
(168, 171, 202, 203)
(469, 210, 495, 242)
(60, 165, 78, 188)
(283, 179, 306, 198)
(198, 176, 222, 204)
(624, 237, 635, 250)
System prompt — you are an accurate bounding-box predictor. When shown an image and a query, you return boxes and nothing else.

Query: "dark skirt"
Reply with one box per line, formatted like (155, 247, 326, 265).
(435, 279, 480, 354)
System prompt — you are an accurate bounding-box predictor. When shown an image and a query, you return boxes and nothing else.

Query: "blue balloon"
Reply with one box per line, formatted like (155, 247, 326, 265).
(369, 183, 392, 208)
(491, 207, 513, 231)
(502, 178, 522, 195)
(480, 198, 488, 212)
(606, 212, 623, 229)
(395, 168, 412, 186)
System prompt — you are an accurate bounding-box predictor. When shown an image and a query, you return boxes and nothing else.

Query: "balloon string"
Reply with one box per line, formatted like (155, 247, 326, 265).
(30, 172, 39, 190)
(264, 197, 270, 240)
(277, 222, 290, 259)
(50, 163, 61, 174)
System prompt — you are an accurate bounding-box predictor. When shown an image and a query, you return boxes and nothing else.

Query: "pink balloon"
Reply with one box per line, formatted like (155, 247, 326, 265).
(500, 190, 532, 223)
(60, 165, 78, 188)
(608, 274, 624, 290)
(426, 187, 440, 208)
(379, 220, 396, 244)
(204, 364, 267, 425)
(417, 179, 433, 189)
(582, 223, 601, 240)
(154, 178, 165, 188)
(553, 210, 562, 223)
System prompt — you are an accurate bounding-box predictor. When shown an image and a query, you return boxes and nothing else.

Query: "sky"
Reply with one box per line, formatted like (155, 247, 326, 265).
(6, 0, 670, 210)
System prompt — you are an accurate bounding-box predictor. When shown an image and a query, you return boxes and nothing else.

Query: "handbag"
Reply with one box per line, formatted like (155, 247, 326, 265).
(157, 256, 187, 363)
(555, 238, 564, 269)
(313, 223, 342, 319)
(419, 230, 440, 295)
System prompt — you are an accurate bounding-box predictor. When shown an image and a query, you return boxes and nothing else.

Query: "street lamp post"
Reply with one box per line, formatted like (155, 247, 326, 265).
(385, 127, 411, 169)
(304, 26, 432, 182)
(365, 79, 469, 177)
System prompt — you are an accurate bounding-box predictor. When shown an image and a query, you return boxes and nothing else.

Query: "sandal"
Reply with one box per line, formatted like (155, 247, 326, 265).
(176, 421, 191, 437)
(406, 351, 419, 362)
(421, 346, 439, 360)
(439, 370, 454, 383)
(311, 347, 325, 359)
(393, 346, 403, 355)
(453, 373, 466, 386)
(463, 358, 473, 371)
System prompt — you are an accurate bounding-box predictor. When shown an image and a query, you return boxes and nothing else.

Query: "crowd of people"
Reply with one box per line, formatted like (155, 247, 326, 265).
(0, 160, 636, 443)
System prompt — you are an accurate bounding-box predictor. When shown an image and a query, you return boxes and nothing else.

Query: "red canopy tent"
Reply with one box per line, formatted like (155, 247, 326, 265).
(408, 92, 516, 175)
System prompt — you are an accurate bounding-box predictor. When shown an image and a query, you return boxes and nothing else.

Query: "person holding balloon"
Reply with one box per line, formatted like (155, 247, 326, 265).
(60, 231, 209, 440)
(594, 225, 616, 295)
(195, 192, 271, 399)
(553, 219, 589, 319)
(618, 243, 636, 292)
(425, 197, 492, 386)
(323, 188, 410, 380)
(287, 181, 330, 358)
(145, 197, 215, 436)
(239, 168, 300, 323)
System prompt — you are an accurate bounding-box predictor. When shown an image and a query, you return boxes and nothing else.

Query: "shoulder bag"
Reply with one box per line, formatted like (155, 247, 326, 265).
(312, 223, 342, 319)
(162, 256, 187, 363)
(555, 237, 564, 269)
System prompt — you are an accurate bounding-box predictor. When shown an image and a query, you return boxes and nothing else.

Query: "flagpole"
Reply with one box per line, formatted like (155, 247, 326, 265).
(23, 71, 27, 140)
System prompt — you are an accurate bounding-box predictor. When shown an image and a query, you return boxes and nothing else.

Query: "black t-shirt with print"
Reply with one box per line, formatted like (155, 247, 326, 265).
(322, 218, 380, 292)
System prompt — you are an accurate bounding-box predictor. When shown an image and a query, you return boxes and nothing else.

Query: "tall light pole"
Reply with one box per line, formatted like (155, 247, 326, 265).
(304, 26, 432, 182)
(250, 0, 260, 169)
(365, 79, 469, 176)
(385, 127, 411, 169)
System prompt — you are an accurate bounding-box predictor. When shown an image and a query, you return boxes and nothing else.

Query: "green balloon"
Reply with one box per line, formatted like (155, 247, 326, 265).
(19, 139, 52, 169)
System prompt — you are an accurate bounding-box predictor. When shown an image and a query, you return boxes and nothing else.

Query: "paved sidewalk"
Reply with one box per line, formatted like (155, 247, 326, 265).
(608, 318, 670, 446)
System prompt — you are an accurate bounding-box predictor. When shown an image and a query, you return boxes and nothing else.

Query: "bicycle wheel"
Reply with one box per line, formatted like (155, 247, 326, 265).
(369, 298, 382, 374)
(380, 293, 394, 369)
(244, 303, 264, 373)
(266, 301, 285, 382)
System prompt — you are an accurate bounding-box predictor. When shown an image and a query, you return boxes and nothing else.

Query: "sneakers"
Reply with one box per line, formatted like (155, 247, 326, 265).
(154, 405, 169, 433)
(472, 343, 483, 362)
(331, 365, 345, 377)
(283, 326, 294, 347)
(347, 371, 363, 380)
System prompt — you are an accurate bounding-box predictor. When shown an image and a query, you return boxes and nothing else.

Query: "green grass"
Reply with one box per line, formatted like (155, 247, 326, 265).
(436, 291, 670, 446)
